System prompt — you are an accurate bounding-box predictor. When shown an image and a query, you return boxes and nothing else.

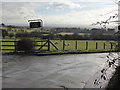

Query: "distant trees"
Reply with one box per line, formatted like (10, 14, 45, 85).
(57, 33, 117, 40)
(7, 25, 12, 31)
(1, 28, 117, 40)
(8, 33, 14, 38)
(45, 33, 117, 40)
(2, 29, 8, 38)
(1, 23, 5, 27)
(16, 32, 30, 38)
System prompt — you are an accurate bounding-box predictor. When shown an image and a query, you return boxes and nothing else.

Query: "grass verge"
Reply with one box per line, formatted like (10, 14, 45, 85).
(106, 66, 120, 89)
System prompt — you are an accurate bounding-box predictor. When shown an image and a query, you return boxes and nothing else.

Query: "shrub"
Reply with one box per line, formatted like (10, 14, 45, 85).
(16, 32, 30, 38)
(16, 38, 36, 53)
(8, 33, 14, 38)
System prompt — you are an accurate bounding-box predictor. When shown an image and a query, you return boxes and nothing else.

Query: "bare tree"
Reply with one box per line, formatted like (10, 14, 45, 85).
(90, 1, 120, 88)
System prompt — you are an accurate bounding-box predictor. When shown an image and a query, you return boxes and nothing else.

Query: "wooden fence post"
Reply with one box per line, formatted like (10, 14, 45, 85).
(75, 40, 77, 50)
(103, 43, 106, 49)
(63, 40, 65, 50)
(96, 42, 98, 49)
(86, 41, 88, 50)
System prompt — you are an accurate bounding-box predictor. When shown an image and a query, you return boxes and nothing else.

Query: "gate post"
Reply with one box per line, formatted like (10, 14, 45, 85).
(110, 43, 113, 50)
(63, 40, 65, 50)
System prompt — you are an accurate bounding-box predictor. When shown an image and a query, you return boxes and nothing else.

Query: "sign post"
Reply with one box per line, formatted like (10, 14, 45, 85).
(28, 19, 43, 29)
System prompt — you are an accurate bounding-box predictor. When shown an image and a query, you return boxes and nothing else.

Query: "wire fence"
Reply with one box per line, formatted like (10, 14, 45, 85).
(1, 39, 117, 53)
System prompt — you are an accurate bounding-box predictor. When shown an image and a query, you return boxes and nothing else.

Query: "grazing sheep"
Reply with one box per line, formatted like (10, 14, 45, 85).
(68, 43, 70, 46)
(55, 42, 58, 44)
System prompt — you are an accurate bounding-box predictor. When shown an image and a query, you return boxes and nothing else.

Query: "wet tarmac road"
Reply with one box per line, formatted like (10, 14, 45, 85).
(2, 53, 109, 88)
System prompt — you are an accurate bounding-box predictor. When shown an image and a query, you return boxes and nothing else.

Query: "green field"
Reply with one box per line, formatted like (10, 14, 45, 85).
(58, 32, 90, 35)
(1, 27, 118, 54)
(50, 40, 116, 51)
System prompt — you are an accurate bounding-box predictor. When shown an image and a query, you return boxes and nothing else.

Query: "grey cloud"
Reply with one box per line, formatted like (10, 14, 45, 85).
(2, 2, 23, 11)
(49, 1, 81, 9)
(2, 2, 42, 24)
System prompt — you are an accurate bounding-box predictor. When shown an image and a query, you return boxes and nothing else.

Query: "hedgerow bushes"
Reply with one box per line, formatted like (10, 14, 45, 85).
(16, 38, 36, 53)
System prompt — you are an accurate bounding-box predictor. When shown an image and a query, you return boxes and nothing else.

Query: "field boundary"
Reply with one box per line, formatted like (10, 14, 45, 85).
(1, 39, 117, 54)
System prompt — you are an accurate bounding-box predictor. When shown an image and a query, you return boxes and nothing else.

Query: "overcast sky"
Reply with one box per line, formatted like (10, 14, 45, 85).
(1, 0, 119, 28)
